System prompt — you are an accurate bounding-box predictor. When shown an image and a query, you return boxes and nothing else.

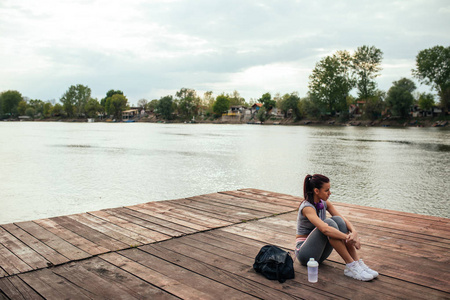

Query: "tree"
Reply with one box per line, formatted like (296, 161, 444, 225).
(43, 102, 53, 117)
(302, 95, 326, 119)
(102, 90, 124, 112)
(147, 99, 159, 112)
(202, 91, 215, 115)
(17, 100, 28, 115)
(352, 45, 383, 100)
(137, 98, 148, 109)
(259, 92, 276, 112)
(308, 50, 355, 115)
(385, 78, 416, 118)
(108, 94, 128, 119)
(74, 85, 91, 116)
(228, 90, 246, 106)
(60, 86, 77, 117)
(280, 92, 302, 120)
(412, 45, 450, 112)
(25, 107, 35, 118)
(176, 88, 200, 119)
(52, 103, 64, 116)
(29, 99, 45, 116)
(60, 84, 91, 117)
(256, 106, 266, 122)
(156, 95, 174, 120)
(417, 93, 435, 112)
(364, 91, 385, 121)
(0, 90, 22, 116)
(213, 94, 230, 116)
(84, 98, 101, 118)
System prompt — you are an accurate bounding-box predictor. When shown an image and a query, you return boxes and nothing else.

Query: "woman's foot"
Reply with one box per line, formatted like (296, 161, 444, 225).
(358, 259, 379, 278)
(344, 261, 374, 281)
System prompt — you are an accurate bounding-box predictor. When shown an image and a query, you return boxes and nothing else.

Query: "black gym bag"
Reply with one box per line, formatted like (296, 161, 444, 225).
(253, 245, 295, 283)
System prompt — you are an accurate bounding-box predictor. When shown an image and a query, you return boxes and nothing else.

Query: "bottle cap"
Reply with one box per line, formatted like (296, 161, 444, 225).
(307, 258, 319, 267)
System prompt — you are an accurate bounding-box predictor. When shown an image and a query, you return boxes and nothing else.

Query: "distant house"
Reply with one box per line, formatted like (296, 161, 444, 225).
(349, 104, 362, 117)
(122, 109, 139, 120)
(224, 106, 246, 116)
(410, 105, 442, 117)
(251, 103, 263, 114)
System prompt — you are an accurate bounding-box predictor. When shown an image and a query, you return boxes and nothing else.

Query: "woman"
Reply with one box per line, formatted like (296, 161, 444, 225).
(295, 174, 378, 281)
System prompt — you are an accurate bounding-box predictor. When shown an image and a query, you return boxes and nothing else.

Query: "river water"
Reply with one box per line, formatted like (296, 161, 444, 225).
(0, 122, 449, 224)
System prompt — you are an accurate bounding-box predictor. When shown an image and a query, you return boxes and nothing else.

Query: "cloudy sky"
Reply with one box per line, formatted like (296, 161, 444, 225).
(1, 0, 449, 104)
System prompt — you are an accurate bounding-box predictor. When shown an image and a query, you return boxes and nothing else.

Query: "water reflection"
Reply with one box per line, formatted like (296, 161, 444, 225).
(0, 122, 448, 224)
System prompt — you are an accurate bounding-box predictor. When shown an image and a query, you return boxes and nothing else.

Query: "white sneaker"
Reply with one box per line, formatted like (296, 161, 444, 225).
(344, 262, 374, 281)
(358, 259, 379, 278)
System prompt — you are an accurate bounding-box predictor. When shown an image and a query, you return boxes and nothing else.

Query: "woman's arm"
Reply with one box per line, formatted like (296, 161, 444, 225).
(303, 207, 349, 240)
(326, 201, 361, 249)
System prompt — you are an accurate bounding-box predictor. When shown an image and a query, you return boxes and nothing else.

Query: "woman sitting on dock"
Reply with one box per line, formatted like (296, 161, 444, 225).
(295, 174, 378, 281)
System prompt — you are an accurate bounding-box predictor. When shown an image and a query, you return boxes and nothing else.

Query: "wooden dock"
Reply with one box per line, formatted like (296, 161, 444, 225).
(0, 189, 449, 299)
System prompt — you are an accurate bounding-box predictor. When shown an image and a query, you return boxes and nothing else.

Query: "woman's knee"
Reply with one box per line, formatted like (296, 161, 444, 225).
(331, 216, 348, 233)
(324, 218, 338, 229)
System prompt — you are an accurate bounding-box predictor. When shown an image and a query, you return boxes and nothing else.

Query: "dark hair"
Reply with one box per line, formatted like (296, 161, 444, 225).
(303, 174, 330, 205)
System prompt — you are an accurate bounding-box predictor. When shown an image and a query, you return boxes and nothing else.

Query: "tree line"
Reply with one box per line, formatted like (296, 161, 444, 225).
(1, 45, 448, 122)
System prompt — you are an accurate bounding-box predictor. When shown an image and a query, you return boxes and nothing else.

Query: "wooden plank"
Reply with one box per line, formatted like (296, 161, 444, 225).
(1, 189, 449, 299)
(334, 201, 450, 223)
(143, 201, 233, 228)
(67, 213, 147, 246)
(164, 198, 248, 223)
(52, 260, 170, 300)
(133, 203, 211, 230)
(50, 216, 128, 251)
(15, 221, 91, 261)
(100, 252, 223, 300)
(224, 213, 450, 294)
(88, 210, 171, 242)
(129, 204, 209, 231)
(328, 241, 450, 293)
(33, 218, 109, 256)
(72, 257, 178, 299)
(114, 207, 197, 235)
(139, 243, 301, 300)
(221, 190, 300, 208)
(239, 188, 304, 202)
(146, 237, 346, 299)
(186, 195, 269, 219)
(199, 193, 291, 214)
(0, 267, 6, 278)
(192, 230, 447, 300)
(192, 194, 284, 215)
(118, 248, 257, 299)
(277, 210, 450, 251)
(145, 200, 236, 225)
(0, 242, 32, 276)
(1, 223, 69, 266)
(334, 204, 450, 238)
(19, 268, 93, 299)
(0, 227, 50, 270)
(0, 276, 44, 300)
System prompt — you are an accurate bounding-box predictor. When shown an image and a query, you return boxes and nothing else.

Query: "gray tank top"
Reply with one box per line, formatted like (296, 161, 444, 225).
(296, 200, 327, 235)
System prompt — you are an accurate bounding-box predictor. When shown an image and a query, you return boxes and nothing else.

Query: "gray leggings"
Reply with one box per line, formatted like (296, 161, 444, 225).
(296, 216, 348, 266)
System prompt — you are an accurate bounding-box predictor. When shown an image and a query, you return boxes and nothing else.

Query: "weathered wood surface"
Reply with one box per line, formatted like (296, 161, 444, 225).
(1, 189, 449, 299)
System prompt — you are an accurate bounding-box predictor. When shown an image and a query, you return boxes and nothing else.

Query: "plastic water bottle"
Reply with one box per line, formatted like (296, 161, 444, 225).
(307, 258, 319, 283)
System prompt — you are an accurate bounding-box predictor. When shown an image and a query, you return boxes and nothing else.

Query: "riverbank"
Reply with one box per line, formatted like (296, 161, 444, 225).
(7, 114, 449, 128)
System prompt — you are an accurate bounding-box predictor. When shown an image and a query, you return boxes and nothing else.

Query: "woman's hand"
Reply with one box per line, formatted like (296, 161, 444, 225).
(346, 231, 361, 250)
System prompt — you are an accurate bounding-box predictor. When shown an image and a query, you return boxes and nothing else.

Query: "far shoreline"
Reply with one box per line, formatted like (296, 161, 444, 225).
(5, 115, 449, 128)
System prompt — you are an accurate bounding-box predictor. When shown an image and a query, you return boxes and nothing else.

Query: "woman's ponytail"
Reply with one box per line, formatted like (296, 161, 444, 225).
(303, 174, 314, 203)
